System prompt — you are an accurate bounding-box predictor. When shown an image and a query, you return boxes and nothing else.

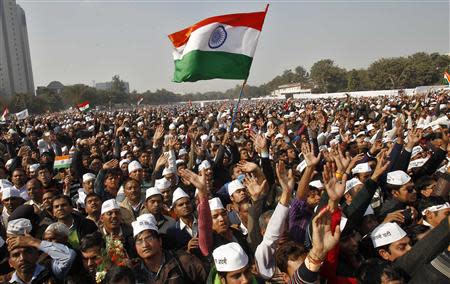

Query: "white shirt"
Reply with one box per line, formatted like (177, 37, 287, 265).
(179, 217, 198, 237)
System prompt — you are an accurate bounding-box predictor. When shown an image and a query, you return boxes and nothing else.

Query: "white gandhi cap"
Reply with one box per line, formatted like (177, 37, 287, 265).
(101, 199, 120, 215)
(208, 197, 224, 211)
(386, 170, 411, 186)
(213, 242, 249, 272)
(227, 180, 245, 196)
(171, 187, 189, 207)
(370, 222, 407, 248)
(132, 219, 158, 237)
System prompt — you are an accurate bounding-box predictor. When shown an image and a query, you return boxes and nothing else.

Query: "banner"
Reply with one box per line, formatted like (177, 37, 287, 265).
(15, 109, 29, 120)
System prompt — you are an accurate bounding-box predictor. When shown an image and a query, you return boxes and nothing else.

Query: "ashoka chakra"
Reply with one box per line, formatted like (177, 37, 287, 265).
(208, 25, 227, 49)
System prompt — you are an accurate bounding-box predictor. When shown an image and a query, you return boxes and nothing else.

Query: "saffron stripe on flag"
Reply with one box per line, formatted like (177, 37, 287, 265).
(54, 155, 72, 169)
(168, 10, 266, 48)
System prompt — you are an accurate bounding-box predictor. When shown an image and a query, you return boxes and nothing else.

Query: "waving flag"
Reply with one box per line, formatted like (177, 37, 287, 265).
(444, 71, 450, 84)
(168, 5, 268, 82)
(137, 97, 144, 106)
(0, 107, 9, 121)
(77, 101, 90, 112)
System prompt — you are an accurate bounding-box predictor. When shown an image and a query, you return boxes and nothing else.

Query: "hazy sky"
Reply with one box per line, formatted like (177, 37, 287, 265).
(18, 0, 449, 94)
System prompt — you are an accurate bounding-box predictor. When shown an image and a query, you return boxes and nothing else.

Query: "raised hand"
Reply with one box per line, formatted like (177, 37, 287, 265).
(406, 128, 423, 148)
(347, 153, 365, 173)
(179, 168, 207, 195)
(371, 149, 390, 182)
(103, 159, 119, 170)
(310, 206, 341, 261)
(155, 153, 169, 170)
(302, 142, 321, 167)
(322, 162, 345, 204)
(243, 173, 268, 202)
(267, 123, 276, 138)
(276, 161, 295, 192)
(153, 125, 165, 144)
(166, 136, 177, 150)
(237, 160, 259, 173)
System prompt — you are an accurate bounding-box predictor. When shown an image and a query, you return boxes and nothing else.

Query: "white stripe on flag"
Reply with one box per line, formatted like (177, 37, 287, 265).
(173, 23, 260, 61)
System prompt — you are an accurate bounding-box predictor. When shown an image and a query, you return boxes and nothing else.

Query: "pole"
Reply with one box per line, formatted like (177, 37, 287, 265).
(229, 79, 247, 132)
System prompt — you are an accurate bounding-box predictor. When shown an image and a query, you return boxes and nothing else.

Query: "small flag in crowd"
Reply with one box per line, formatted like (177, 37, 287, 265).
(168, 5, 268, 82)
(137, 97, 144, 106)
(444, 71, 450, 84)
(0, 107, 9, 121)
(77, 101, 90, 112)
(54, 155, 72, 169)
(283, 97, 292, 111)
(15, 109, 28, 120)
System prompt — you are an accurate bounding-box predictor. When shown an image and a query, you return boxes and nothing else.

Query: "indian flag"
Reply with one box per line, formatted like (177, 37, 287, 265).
(168, 5, 268, 82)
(54, 155, 72, 169)
(77, 101, 90, 112)
(444, 71, 450, 84)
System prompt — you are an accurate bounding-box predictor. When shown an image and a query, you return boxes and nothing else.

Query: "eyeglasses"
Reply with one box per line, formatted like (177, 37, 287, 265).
(135, 234, 157, 245)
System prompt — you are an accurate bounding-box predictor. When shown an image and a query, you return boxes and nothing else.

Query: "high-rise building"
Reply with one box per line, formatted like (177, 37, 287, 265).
(0, 0, 34, 97)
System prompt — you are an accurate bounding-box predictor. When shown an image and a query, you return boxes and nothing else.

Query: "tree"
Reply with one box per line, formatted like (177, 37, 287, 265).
(310, 59, 347, 93)
(367, 57, 409, 90)
(111, 75, 127, 94)
(347, 69, 370, 91)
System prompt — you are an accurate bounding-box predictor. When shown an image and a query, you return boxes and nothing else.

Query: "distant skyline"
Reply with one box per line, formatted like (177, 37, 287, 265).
(18, 0, 449, 94)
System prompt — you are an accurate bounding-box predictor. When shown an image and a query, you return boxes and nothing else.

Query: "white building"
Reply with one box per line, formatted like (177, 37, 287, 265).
(271, 83, 311, 99)
(0, 0, 34, 97)
(95, 81, 130, 94)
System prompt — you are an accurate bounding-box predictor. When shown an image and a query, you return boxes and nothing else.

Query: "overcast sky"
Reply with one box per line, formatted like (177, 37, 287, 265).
(18, 0, 449, 94)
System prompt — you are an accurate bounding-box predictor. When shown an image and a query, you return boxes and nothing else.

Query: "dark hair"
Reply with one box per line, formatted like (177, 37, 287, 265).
(404, 224, 430, 245)
(123, 178, 139, 188)
(418, 196, 447, 218)
(51, 194, 73, 207)
(414, 176, 435, 191)
(275, 241, 307, 274)
(258, 210, 274, 232)
(80, 232, 105, 252)
(85, 192, 101, 202)
(356, 258, 406, 284)
(26, 178, 42, 188)
(37, 165, 50, 173)
(102, 266, 136, 284)
(104, 168, 121, 178)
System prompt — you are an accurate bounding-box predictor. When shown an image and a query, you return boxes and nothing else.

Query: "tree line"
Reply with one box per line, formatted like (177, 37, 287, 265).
(2, 52, 449, 114)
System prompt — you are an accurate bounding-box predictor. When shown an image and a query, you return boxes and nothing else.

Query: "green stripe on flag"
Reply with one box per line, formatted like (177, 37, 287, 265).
(173, 50, 253, 82)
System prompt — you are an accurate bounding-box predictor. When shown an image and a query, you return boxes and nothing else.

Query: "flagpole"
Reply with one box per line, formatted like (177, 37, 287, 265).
(229, 79, 247, 132)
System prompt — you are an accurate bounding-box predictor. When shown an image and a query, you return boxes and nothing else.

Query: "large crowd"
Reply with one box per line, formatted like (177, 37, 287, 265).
(0, 90, 448, 284)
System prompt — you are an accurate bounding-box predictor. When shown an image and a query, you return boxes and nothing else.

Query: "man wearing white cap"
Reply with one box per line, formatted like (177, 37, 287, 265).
(119, 179, 146, 225)
(144, 187, 175, 234)
(82, 173, 96, 194)
(131, 218, 207, 283)
(379, 170, 417, 219)
(371, 222, 410, 262)
(166, 188, 198, 251)
(418, 196, 450, 228)
(154, 177, 173, 214)
(1, 187, 24, 228)
(351, 162, 372, 183)
(100, 198, 136, 258)
(128, 160, 144, 185)
(371, 215, 450, 278)
(6, 220, 77, 283)
(211, 242, 255, 284)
